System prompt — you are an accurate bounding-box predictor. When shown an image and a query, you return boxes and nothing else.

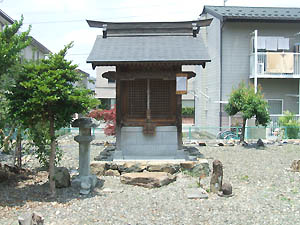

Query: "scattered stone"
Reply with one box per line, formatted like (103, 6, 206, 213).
(257, 139, 264, 148)
(54, 167, 70, 188)
(186, 188, 208, 199)
(198, 142, 206, 147)
(147, 163, 179, 174)
(90, 161, 107, 176)
(119, 162, 147, 173)
(104, 169, 120, 177)
(101, 188, 124, 193)
(210, 160, 223, 194)
(18, 211, 44, 225)
(290, 160, 300, 172)
(226, 141, 235, 146)
(180, 161, 196, 170)
(222, 182, 232, 195)
(120, 172, 176, 188)
(242, 141, 248, 147)
(190, 159, 210, 177)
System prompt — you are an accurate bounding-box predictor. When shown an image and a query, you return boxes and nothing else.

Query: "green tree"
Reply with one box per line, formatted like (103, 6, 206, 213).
(7, 43, 99, 197)
(0, 17, 31, 154)
(279, 111, 300, 139)
(0, 16, 31, 79)
(225, 83, 270, 143)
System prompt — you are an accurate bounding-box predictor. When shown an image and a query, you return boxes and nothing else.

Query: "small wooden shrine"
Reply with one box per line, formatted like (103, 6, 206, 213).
(87, 19, 211, 160)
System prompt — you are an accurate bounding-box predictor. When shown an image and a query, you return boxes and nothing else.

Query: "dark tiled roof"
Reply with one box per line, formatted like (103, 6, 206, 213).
(0, 8, 14, 24)
(87, 35, 210, 67)
(201, 5, 300, 22)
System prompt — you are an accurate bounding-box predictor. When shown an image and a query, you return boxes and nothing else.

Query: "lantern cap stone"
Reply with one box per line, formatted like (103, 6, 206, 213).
(72, 117, 100, 128)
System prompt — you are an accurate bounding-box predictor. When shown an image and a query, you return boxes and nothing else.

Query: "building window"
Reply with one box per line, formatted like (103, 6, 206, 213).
(268, 99, 283, 115)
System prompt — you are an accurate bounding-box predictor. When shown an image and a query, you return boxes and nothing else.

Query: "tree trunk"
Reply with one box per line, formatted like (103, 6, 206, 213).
(49, 116, 56, 197)
(14, 128, 22, 168)
(240, 118, 247, 143)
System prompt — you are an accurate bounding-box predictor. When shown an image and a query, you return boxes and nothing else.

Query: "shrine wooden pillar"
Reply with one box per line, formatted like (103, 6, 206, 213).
(176, 90, 183, 150)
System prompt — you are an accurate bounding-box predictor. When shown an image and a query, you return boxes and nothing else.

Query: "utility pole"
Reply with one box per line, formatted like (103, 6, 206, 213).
(224, 0, 228, 6)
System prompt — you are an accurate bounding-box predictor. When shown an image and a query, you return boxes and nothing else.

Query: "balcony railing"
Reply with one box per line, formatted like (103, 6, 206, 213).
(269, 114, 300, 127)
(250, 52, 300, 78)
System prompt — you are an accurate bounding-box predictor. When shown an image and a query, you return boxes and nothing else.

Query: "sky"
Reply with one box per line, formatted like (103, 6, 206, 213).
(1, 0, 300, 77)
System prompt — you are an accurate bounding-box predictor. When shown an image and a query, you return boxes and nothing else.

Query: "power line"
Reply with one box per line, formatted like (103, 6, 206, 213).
(23, 9, 199, 25)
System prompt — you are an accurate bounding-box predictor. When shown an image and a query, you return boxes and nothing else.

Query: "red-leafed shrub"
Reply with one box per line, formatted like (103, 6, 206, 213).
(88, 106, 116, 136)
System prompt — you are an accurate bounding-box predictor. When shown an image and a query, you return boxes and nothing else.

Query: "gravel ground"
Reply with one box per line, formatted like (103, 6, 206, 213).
(0, 135, 300, 225)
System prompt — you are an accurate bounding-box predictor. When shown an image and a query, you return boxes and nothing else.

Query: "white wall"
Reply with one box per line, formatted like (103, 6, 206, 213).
(95, 66, 116, 99)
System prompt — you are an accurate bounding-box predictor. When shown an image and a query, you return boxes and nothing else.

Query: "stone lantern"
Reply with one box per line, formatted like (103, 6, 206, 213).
(72, 117, 100, 194)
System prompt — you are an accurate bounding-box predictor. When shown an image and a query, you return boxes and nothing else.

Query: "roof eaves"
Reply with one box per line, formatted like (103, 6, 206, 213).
(30, 37, 51, 54)
(224, 17, 300, 23)
(0, 9, 14, 24)
(88, 60, 211, 69)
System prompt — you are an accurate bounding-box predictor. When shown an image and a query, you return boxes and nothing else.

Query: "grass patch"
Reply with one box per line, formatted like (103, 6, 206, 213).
(240, 175, 249, 181)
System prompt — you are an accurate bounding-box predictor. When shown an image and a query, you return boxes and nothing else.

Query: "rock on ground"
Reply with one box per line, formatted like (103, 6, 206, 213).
(120, 172, 176, 188)
(54, 167, 70, 188)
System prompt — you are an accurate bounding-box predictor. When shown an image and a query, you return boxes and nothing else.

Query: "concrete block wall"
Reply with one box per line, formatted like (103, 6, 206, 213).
(120, 126, 179, 159)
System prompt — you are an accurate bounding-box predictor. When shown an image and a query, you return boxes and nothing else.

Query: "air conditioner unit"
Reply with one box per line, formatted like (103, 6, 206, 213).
(257, 63, 264, 74)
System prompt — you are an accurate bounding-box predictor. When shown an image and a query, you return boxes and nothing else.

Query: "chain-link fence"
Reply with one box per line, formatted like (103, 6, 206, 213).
(182, 125, 300, 142)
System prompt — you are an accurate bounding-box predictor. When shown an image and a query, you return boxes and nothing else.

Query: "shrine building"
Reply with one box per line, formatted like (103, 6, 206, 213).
(87, 19, 211, 160)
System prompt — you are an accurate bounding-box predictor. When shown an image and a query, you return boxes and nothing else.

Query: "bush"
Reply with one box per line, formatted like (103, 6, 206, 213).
(182, 107, 194, 117)
(279, 111, 300, 139)
(88, 107, 116, 136)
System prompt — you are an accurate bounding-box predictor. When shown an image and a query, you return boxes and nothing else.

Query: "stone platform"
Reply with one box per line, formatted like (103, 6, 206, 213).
(90, 159, 210, 177)
(95, 146, 204, 162)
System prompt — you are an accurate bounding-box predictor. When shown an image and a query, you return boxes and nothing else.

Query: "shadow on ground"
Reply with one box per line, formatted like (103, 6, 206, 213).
(0, 169, 104, 208)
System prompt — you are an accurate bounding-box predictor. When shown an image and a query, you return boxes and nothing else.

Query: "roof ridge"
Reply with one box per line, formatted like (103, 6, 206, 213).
(201, 5, 300, 22)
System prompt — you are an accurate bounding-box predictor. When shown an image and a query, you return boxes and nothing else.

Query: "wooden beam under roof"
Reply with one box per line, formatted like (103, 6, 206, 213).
(86, 19, 213, 36)
(102, 71, 196, 80)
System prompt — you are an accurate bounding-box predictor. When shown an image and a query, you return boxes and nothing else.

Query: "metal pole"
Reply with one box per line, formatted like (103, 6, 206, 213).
(254, 30, 258, 93)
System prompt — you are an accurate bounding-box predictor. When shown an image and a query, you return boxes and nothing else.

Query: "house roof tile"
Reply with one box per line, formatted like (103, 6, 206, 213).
(201, 5, 300, 22)
(87, 35, 210, 68)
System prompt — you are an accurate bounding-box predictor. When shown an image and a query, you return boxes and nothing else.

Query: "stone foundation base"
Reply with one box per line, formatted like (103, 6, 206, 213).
(91, 159, 210, 177)
(72, 175, 98, 195)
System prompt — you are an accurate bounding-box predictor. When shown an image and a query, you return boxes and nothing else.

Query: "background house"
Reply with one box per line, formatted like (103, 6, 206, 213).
(95, 66, 116, 109)
(22, 36, 51, 61)
(196, 5, 300, 133)
(0, 8, 13, 31)
(1, 8, 51, 61)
